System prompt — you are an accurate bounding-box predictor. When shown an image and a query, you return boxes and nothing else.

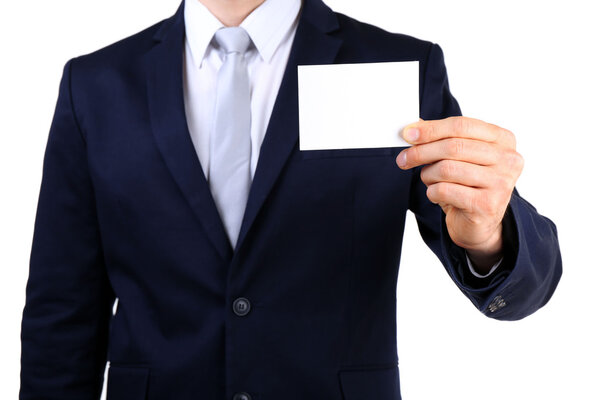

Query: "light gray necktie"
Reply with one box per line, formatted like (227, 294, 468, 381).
(208, 27, 252, 248)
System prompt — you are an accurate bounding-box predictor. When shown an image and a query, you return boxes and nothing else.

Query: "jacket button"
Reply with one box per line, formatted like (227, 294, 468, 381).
(233, 392, 252, 400)
(233, 297, 251, 316)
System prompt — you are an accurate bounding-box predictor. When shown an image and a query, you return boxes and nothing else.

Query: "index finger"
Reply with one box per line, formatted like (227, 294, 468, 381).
(402, 116, 516, 149)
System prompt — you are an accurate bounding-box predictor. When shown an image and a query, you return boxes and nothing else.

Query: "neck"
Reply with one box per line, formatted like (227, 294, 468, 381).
(198, 0, 266, 26)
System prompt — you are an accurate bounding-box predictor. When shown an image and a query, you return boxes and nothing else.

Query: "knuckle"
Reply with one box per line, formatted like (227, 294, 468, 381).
(426, 184, 438, 203)
(465, 191, 478, 214)
(439, 160, 455, 180)
(503, 128, 517, 148)
(427, 182, 448, 204)
(505, 150, 525, 174)
(446, 138, 464, 158)
(487, 144, 501, 164)
(437, 182, 451, 199)
(489, 124, 504, 142)
(408, 146, 420, 165)
(420, 166, 431, 185)
(453, 116, 468, 134)
(421, 122, 434, 141)
(513, 151, 525, 172)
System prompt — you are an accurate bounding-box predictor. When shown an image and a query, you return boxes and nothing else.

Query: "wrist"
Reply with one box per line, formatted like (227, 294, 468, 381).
(465, 225, 503, 275)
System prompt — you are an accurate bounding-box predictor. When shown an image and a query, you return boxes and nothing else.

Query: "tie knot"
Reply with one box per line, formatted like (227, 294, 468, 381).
(214, 27, 251, 55)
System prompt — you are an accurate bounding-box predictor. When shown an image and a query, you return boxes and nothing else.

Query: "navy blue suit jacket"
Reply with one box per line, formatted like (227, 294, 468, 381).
(20, 0, 562, 399)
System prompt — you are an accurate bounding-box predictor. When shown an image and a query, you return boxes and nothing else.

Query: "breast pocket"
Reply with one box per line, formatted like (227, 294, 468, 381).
(338, 365, 402, 400)
(106, 365, 150, 400)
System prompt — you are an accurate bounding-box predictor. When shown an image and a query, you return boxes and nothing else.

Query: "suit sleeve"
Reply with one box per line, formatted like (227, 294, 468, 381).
(411, 43, 562, 321)
(20, 59, 115, 399)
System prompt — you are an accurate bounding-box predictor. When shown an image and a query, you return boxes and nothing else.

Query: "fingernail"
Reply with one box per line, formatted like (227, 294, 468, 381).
(397, 151, 407, 168)
(404, 127, 420, 143)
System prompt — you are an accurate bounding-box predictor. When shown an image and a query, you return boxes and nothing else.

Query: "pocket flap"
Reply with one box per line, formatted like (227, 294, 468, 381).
(338, 365, 401, 400)
(107, 365, 149, 400)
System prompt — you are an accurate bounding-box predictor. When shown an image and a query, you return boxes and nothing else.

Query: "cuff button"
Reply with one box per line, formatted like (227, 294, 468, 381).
(488, 295, 507, 313)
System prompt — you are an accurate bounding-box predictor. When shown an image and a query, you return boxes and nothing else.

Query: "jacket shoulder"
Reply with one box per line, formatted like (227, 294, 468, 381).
(333, 12, 435, 61)
(68, 17, 167, 74)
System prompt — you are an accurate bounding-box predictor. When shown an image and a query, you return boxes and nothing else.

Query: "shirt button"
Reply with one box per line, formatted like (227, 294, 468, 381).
(233, 297, 251, 316)
(233, 392, 252, 400)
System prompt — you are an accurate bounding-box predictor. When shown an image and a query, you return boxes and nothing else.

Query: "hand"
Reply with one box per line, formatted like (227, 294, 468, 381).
(396, 117, 524, 272)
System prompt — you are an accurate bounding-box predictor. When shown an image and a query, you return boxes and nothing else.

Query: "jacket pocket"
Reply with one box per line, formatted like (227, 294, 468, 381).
(338, 365, 401, 400)
(106, 364, 150, 400)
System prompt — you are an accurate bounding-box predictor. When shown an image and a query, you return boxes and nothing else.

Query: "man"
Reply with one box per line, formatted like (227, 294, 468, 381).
(20, 0, 562, 399)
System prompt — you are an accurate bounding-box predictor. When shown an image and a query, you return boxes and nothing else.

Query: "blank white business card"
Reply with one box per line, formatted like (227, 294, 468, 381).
(298, 61, 419, 150)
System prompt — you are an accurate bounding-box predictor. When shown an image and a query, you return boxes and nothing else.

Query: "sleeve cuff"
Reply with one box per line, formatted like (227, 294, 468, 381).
(465, 251, 503, 278)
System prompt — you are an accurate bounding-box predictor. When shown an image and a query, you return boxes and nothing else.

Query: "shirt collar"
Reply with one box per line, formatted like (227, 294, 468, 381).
(184, 0, 302, 68)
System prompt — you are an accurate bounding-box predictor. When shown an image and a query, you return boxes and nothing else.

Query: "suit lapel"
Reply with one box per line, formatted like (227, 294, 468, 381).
(144, 2, 233, 262)
(234, 0, 343, 253)
(142, 0, 342, 260)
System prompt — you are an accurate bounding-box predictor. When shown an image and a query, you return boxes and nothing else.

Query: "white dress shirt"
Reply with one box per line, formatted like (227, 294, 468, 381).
(182, 0, 500, 278)
(183, 0, 301, 181)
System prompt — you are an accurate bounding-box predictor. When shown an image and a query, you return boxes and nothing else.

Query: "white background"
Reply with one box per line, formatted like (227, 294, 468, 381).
(1, 0, 598, 399)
